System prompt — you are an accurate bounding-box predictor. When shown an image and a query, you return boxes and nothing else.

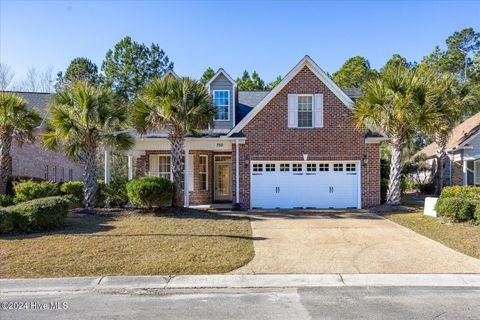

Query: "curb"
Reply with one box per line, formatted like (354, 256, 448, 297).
(1, 274, 480, 293)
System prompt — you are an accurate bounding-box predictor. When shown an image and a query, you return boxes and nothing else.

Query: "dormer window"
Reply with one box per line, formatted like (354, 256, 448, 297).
(213, 90, 230, 121)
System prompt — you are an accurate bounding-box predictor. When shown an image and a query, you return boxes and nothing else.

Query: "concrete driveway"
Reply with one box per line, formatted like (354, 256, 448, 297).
(231, 210, 480, 274)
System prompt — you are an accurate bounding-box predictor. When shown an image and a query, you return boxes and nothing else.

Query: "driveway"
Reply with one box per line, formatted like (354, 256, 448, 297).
(231, 210, 480, 274)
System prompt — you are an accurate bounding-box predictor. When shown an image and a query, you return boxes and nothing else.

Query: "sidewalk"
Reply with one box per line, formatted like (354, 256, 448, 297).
(2, 274, 480, 293)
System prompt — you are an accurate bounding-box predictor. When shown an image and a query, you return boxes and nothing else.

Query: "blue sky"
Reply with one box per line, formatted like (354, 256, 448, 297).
(1, 0, 479, 87)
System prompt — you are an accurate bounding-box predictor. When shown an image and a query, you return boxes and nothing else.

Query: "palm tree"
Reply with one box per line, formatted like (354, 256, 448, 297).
(132, 77, 215, 206)
(0, 92, 42, 194)
(354, 66, 438, 205)
(424, 75, 463, 194)
(42, 82, 133, 209)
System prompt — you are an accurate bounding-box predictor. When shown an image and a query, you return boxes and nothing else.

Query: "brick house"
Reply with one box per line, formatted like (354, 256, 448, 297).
(128, 56, 386, 209)
(8, 91, 83, 182)
(417, 112, 480, 186)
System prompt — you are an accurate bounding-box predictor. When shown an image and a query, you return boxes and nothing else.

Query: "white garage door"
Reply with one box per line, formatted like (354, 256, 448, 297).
(251, 161, 360, 209)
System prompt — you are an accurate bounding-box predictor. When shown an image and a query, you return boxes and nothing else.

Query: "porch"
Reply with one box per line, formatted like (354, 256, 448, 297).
(105, 136, 245, 207)
(450, 157, 480, 186)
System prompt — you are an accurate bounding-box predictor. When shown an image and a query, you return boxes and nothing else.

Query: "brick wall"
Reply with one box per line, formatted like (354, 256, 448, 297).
(11, 136, 83, 181)
(235, 66, 381, 209)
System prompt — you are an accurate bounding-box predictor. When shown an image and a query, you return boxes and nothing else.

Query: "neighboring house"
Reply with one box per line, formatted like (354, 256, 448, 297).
(128, 56, 386, 209)
(7, 91, 83, 182)
(417, 112, 480, 187)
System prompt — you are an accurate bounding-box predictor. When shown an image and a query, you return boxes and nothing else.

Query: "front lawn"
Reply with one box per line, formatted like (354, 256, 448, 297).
(0, 208, 254, 278)
(384, 212, 480, 260)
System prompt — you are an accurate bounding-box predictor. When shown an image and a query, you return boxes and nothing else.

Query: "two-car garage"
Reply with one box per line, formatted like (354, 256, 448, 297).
(250, 161, 361, 209)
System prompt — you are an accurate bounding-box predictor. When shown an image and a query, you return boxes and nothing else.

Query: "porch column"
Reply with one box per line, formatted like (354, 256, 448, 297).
(104, 150, 110, 185)
(127, 154, 134, 181)
(184, 146, 190, 207)
(463, 159, 468, 185)
(235, 139, 240, 204)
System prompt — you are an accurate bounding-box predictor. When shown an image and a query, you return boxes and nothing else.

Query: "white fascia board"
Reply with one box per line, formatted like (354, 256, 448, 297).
(458, 130, 480, 148)
(228, 55, 355, 136)
(205, 68, 236, 87)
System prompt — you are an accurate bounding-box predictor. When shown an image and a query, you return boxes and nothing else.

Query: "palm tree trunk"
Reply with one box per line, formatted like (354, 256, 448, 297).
(168, 126, 185, 207)
(434, 132, 448, 195)
(79, 147, 98, 209)
(387, 136, 405, 205)
(0, 130, 13, 195)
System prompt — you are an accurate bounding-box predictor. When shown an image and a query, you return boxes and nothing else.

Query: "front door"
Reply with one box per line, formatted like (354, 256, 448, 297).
(214, 156, 232, 201)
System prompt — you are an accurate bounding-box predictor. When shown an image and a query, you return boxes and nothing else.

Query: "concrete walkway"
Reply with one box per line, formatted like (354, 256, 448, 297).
(231, 210, 480, 274)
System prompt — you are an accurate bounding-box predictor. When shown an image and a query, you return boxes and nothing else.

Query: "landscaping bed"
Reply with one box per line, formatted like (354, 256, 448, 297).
(0, 208, 254, 278)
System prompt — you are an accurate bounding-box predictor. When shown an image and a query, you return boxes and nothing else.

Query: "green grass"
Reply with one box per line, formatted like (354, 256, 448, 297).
(384, 212, 480, 260)
(0, 209, 255, 278)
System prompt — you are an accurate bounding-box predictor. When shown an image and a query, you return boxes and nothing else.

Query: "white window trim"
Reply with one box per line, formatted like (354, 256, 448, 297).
(213, 90, 230, 122)
(52, 166, 57, 182)
(199, 155, 208, 191)
(151, 154, 172, 181)
(297, 94, 314, 128)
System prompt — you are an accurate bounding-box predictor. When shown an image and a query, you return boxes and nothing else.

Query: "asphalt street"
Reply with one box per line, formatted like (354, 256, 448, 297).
(1, 286, 479, 319)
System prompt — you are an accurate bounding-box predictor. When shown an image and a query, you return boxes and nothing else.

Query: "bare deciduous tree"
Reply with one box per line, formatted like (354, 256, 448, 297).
(0, 63, 14, 90)
(18, 66, 54, 92)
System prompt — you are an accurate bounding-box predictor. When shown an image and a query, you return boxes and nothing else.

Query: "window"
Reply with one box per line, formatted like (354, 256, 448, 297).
(158, 155, 172, 180)
(280, 163, 290, 172)
(199, 155, 208, 191)
(69, 169, 73, 181)
(334, 163, 344, 171)
(253, 163, 263, 172)
(213, 90, 229, 121)
(319, 163, 329, 171)
(265, 164, 275, 172)
(297, 95, 313, 128)
(346, 163, 356, 172)
(61, 168, 65, 182)
(292, 163, 302, 172)
(307, 163, 317, 172)
(474, 160, 480, 185)
(52, 166, 57, 182)
(44, 165, 49, 180)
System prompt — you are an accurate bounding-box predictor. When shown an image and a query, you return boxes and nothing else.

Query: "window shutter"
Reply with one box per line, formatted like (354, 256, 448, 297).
(149, 155, 159, 176)
(189, 155, 194, 191)
(288, 94, 297, 127)
(314, 94, 324, 128)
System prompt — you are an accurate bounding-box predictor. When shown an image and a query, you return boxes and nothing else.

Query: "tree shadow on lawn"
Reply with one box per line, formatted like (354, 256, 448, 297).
(0, 207, 266, 241)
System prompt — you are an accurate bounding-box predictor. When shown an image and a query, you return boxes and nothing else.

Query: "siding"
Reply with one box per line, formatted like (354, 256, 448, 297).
(210, 73, 234, 129)
(464, 133, 480, 159)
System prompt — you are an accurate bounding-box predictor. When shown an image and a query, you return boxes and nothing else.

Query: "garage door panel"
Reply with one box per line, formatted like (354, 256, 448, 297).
(251, 161, 359, 209)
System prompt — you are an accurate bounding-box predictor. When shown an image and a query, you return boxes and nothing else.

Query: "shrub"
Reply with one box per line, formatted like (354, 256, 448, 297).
(14, 181, 60, 202)
(60, 180, 106, 208)
(475, 203, 480, 222)
(126, 176, 174, 209)
(440, 186, 480, 201)
(104, 180, 129, 207)
(0, 195, 15, 207)
(0, 207, 29, 233)
(60, 181, 84, 207)
(0, 196, 69, 233)
(435, 197, 475, 222)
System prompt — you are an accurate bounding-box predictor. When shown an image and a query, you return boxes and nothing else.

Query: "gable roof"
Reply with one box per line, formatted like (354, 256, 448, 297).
(205, 68, 236, 87)
(417, 112, 480, 157)
(227, 55, 355, 136)
(1, 91, 53, 117)
(162, 69, 180, 79)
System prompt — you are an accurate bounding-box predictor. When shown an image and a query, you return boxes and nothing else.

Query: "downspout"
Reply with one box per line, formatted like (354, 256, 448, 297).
(235, 139, 240, 205)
